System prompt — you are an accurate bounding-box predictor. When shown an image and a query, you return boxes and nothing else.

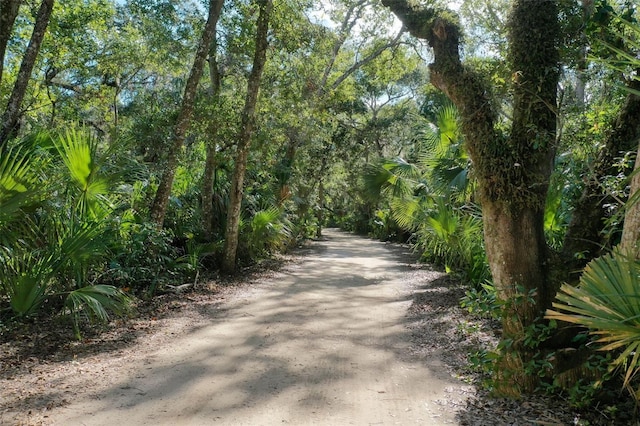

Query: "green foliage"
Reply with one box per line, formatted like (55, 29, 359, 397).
(417, 201, 489, 284)
(460, 282, 501, 320)
(540, 351, 615, 409)
(587, 1, 638, 74)
(0, 252, 53, 317)
(359, 104, 489, 284)
(0, 129, 137, 332)
(0, 148, 41, 228)
(65, 285, 131, 339)
(241, 207, 292, 260)
(547, 251, 640, 400)
(108, 221, 192, 296)
(463, 286, 619, 408)
(55, 128, 112, 219)
(544, 162, 572, 250)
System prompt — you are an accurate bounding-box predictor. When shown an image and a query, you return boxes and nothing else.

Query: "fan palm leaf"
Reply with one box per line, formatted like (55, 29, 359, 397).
(0, 251, 55, 316)
(46, 214, 112, 289)
(0, 148, 40, 228)
(389, 196, 426, 231)
(416, 103, 461, 161)
(362, 158, 420, 201)
(65, 285, 131, 339)
(546, 251, 640, 392)
(425, 200, 460, 242)
(54, 128, 112, 218)
(248, 207, 292, 256)
(414, 104, 470, 198)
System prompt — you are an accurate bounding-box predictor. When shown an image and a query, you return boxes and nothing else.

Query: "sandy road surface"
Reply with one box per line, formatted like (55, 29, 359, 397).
(44, 229, 466, 425)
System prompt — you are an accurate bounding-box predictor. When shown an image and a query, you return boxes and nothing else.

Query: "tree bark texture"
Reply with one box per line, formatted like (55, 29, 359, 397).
(221, 0, 272, 274)
(621, 144, 640, 258)
(562, 79, 640, 269)
(382, 0, 560, 395)
(0, 0, 53, 152)
(0, 0, 22, 86)
(149, 0, 225, 227)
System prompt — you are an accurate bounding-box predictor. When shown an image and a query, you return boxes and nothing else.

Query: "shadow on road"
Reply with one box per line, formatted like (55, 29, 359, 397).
(30, 228, 470, 425)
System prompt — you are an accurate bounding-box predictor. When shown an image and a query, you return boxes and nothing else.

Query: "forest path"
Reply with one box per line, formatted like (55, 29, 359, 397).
(44, 229, 466, 425)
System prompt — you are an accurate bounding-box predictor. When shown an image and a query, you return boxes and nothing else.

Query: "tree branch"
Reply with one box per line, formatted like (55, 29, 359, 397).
(318, 0, 370, 93)
(329, 25, 406, 92)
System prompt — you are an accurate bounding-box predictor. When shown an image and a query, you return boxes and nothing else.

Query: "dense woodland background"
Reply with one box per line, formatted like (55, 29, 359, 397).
(2, 0, 640, 413)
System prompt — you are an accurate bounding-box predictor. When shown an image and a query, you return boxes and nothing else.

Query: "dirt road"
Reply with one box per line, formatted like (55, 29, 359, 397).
(43, 229, 467, 425)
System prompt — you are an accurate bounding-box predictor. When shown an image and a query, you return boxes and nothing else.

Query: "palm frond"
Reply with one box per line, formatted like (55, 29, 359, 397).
(362, 163, 393, 201)
(546, 251, 640, 394)
(0, 148, 40, 228)
(362, 159, 418, 201)
(0, 251, 55, 316)
(65, 285, 131, 339)
(436, 103, 460, 149)
(415, 103, 461, 162)
(389, 196, 425, 231)
(54, 128, 113, 218)
(248, 207, 291, 255)
(430, 158, 469, 195)
(424, 200, 460, 241)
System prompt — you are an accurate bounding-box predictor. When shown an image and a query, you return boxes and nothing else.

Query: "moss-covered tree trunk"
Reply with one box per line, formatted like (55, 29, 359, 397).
(221, 0, 272, 274)
(149, 0, 224, 227)
(382, 0, 559, 395)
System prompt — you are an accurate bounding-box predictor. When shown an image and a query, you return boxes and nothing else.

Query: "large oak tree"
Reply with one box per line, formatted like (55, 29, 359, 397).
(381, 0, 560, 394)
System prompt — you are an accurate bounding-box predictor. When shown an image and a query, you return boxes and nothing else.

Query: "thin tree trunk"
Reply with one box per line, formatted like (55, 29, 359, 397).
(621, 144, 640, 258)
(221, 0, 272, 274)
(316, 178, 324, 238)
(0, 0, 22, 86)
(149, 0, 224, 227)
(275, 128, 299, 206)
(202, 142, 218, 239)
(0, 0, 53, 152)
(201, 27, 224, 241)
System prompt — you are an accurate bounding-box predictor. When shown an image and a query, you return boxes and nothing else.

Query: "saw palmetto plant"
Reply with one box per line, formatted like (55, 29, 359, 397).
(546, 251, 640, 400)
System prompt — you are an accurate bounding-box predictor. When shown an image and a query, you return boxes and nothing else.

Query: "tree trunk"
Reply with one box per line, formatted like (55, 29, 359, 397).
(202, 141, 218, 240)
(0, 0, 53, 152)
(621, 144, 640, 258)
(382, 0, 559, 395)
(563, 79, 640, 270)
(0, 0, 22, 86)
(221, 0, 272, 274)
(275, 129, 299, 206)
(149, 0, 224, 227)
(201, 30, 223, 241)
(316, 178, 324, 238)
